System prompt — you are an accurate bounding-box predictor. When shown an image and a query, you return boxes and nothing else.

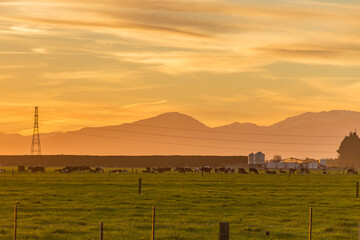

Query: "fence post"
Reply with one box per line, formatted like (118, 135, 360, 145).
(152, 206, 156, 240)
(309, 206, 312, 240)
(356, 182, 359, 198)
(139, 178, 142, 195)
(219, 222, 229, 240)
(100, 221, 103, 240)
(14, 205, 17, 240)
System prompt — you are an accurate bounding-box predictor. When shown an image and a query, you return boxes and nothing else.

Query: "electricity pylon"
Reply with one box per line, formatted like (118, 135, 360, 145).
(30, 106, 41, 155)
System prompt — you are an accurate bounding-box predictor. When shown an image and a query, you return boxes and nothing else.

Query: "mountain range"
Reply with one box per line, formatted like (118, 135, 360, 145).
(2, 110, 360, 158)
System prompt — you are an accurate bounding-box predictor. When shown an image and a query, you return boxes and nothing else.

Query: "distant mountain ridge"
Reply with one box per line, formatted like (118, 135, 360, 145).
(1, 110, 360, 158)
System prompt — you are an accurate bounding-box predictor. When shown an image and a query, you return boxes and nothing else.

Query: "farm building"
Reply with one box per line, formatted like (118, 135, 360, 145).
(266, 161, 277, 169)
(266, 157, 326, 169)
(248, 153, 255, 165)
(277, 162, 286, 169)
(303, 159, 319, 169)
(320, 159, 326, 167)
(254, 152, 265, 165)
(283, 158, 302, 169)
(248, 152, 265, 167)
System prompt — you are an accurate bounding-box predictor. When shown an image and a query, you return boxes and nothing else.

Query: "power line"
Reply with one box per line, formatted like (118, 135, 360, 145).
(40, 112, 345, 139)
(130, 123, 344, 139)
(43, 121, 338, 146)
(63, 130, 335, 153)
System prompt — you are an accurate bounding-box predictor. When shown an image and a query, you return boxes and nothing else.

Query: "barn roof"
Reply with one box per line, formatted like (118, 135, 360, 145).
(282, 158, 303, 163)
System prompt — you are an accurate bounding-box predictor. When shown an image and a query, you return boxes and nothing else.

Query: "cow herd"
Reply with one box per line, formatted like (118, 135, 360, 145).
(348, 168, 358, 174)
(0, 166, 356, 175)
(17, 166, 45, 173)
(55, 166, 104, 173)
(139, 167, 334, 175)
(141, 167, 306, 175)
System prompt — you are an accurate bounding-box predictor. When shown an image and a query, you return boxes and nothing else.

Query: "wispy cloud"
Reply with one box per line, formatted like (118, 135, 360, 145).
(9, 25, 47, 34)
(122, 100, 167, 109)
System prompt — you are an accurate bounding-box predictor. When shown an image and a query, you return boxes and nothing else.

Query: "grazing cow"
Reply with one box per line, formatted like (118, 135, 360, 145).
(323, 170, 329, 174)
(143, 167, 152, 173)
(0, 169, 5, 173)
(29, 166, 45, 173)
(249, 168, 259, 174)
(17, 166, 26, 172)
(177, 167, 193, 173)
(200, 166, 212, 173)
(348, 168, 358, 174)
(298, 168, 310, 175)
(93, 167, 104, 173)
(265, 170, 277, 174)
(111, 169, 123, 173)
(215, 167, 234, 174)
(279, 169, 287, 174)
(79, 166, 93, 172)
(153, 167, 171, 173)
(238, 168, 247, 174)
(214, 168, 224, 174)
(55, 166, 94, 173)
(289, 168, 297, 174)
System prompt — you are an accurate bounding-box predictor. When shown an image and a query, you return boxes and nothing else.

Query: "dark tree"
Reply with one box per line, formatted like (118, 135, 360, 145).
(272, 155, 282, 162)
(337, 131, 360, 167)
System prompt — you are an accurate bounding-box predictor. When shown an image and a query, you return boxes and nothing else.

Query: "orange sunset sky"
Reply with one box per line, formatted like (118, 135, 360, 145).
(1, 0, 360, 135)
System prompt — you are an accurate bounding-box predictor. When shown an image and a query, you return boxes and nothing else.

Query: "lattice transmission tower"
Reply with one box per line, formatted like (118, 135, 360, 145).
(30, 106, 42, 155)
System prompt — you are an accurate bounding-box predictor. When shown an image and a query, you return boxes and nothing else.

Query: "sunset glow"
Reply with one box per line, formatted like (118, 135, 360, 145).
(1, 0, 360, 134)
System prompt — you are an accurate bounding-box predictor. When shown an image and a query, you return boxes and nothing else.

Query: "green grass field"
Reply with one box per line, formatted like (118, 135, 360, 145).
(0, 168, 359, 239)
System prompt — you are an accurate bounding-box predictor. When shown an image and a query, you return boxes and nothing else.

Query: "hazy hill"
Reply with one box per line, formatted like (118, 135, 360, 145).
(1, 110, 360, 158)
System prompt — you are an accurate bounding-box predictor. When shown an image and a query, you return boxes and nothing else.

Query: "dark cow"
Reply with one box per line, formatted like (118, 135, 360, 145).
(200, 166, 212, 173)
(348, 168, 358, 174)
(265, 170, 277, 174)
(279, 169, 287, 174)
(17, 166, 26, 172)
(249, 168, 259, 174)
(238, 168, 247, 174)
(176, 167, 193, 173)
(142, 167, 152, 173)
(29, 166, 45, 173)
(298, 168, 310, 175)
(184, 167, 193, 173)
(153, 167, 171, 173)
(91, 167, 104, 173)
(289, 168, 297, 174)
(215, 167, 235, 174)
(55, 166, 93, 173)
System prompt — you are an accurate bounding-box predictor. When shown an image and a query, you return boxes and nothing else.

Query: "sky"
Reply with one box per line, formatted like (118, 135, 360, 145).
(1, 0, 360, 135)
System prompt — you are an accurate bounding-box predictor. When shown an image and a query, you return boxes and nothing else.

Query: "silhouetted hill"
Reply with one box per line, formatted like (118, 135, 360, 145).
(133, 112, 209, 129)
(1, 110, 360, 158)
(269, 110, 360, 135)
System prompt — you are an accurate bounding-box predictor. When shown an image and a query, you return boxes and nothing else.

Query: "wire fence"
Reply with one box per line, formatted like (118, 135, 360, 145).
(0, 205, 358, 240)
(0, 170, 360, 239)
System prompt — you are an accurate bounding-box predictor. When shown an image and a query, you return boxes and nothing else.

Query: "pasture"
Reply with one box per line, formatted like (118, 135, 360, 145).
(0, 169, 359, 239)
